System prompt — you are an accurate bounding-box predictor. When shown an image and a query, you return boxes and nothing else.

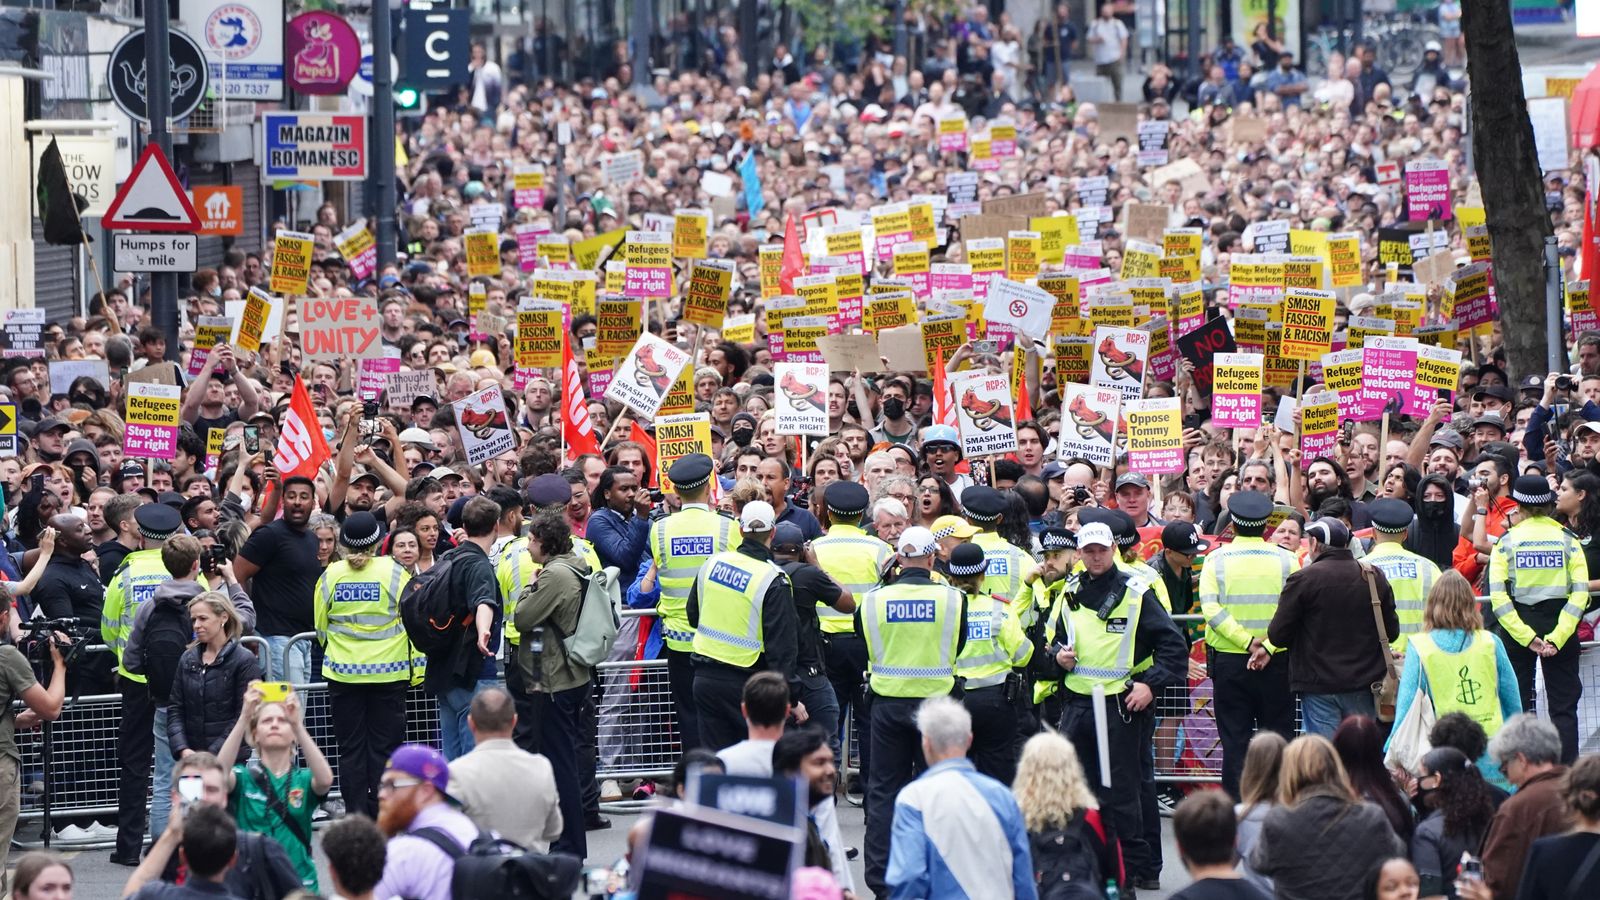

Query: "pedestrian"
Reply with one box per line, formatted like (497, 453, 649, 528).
(886, 697, 1036, 900)
(772, 725, 855, 895)
(715, 671, 790, 777)
(371, 744, 482, 900)
(857, 525, 967, 897)
(948, 542, 1032, 784)
(1333, 716, 1414, 844)
(1477, 715, 1571, 897)
(514, 508, 592, 859)
(1012, 731, 1123, 899)
(120, 806, 241, 900)
(1086, 3, 1128, 100)
(31, 515, 114, 695)
(1408, 747, 1497, 899)
(427, 496, 502, 760)
(1267, 518, 1398, 735)
(1169, 791, 1271, 900)
(321, 815, 389, 900)
(10, 852, 73, 900)
(447, 687, 563, 853)
(647, 454, 736, 752)
(1249, 735, 1404, 900)
(314, 511, 418, 818)
(1488, 475, 1588, 762)
(163, 588, 259, 767)
(233, 474, 322, 684)
(1200, 492, 1301, 797)
(1235, 732, 1287, 895)
(769, 522, 850, 761)
(1501, 753, 1600, 900)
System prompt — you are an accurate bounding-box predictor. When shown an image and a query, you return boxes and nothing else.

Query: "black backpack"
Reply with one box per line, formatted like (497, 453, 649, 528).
(1032, 809, 1110, 900)
(399, 551, 467, 655)
(140, 602, 193, 704)
(410, 827, 582, 900)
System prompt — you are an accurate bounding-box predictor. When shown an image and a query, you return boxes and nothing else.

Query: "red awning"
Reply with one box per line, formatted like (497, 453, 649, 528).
(1570, 62, 1600, 149)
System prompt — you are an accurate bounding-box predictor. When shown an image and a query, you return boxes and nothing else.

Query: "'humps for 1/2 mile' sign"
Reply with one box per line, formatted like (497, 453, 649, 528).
(261, 112, 368, 182)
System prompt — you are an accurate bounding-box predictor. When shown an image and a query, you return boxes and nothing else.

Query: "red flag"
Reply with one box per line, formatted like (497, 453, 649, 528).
(1016, 372, 1033, 424)
(629, 418, 658, 487)
(933, 351, 958, 429)
(1584, 191, 1600, 312)
(562, 341, 600, 464)
(271, 375, 332, 480)
(779, 213, 805, 294)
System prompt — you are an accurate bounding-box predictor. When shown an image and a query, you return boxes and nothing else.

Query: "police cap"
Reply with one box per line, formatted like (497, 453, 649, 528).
(962, 486, 1006, 523)
(135, 503, 181, 542)
(667, 454, 714, 493)
(1227, 491, 1273, 528)
(1369, 498, 1415, 534)
(824, 481, 870, 516)
(947, 543, 988, 576)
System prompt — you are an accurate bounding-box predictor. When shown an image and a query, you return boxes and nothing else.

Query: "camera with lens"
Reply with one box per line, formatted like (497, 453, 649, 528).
(15, 617, 82, 666)
(1558, 375, 1576, 392)
(1072, 485, 1091, 504)
(201, 545, 228, 577)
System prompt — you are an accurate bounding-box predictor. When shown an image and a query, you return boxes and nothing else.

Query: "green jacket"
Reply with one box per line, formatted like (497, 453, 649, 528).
(513, 551, 593, 693)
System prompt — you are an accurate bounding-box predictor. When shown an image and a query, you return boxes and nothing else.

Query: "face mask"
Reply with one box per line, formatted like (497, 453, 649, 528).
(883, 397, 905, 420)
(732, 426, 754, 447)
(1421, 500, 1450, 520)
(1411, 784, 1435, 816)
(323, 428, 335, 442)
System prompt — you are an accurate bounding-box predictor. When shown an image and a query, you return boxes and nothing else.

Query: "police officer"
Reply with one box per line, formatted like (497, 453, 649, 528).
(949, 542, 1032, 784)
(1034, 521, 1187, 890)
(1367, 498, 1439, 654)
(650, 454, 736, 750)
(961, 486, 1040, 626)
(810, 480, 892, 784)
(104, 503, 184, 865)
(1200, 491, 1301, 798)
(314, 511, 416, 818)
(856, 525, 966, 898)
(1490, 474, 1590, 761)
(770, 522, 853, 758)
(1030, 527, 1079, 731)
(686, 500, 799, 751)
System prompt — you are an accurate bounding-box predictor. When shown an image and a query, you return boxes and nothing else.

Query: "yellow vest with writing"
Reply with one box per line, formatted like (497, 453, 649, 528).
(971, 531, 1040, 626)
(1367, 542, 1439, 653)
(812, 524, 893, 634)
(1198, 536, 1299, 655)
(691, 551, 784, 669)
(653, 507, 736, 651)
(861, 581, 964, 698)
(315, 557, 423, 683)
(955, 591, 1033, 688)
(103, 549, 205, 682)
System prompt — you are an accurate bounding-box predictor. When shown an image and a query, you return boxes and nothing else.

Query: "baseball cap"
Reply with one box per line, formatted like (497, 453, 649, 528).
(1161, 522, 1210, 554)
(398, 427, 436, 448)
(739, 500, 776, 533)
(1077, 522, 1114, 549)
(386, 744, 458, 803)
(1115, 472, 1150, 491)
(897, 526, 937, 556)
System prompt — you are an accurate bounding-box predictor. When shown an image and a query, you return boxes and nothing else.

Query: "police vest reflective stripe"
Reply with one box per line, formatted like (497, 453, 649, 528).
(862, 581, 964, 697)
(316, 558, 420, 684)
(691, 551, 782, 668)
(813, 526, 893, 634)
(1412, 630, 1503, 734)
(104, 549, 182, 682)
(1200, 537, 1297, 655)
(654, 508, 736, 651)
(955, 592, 1029, 688)
(1367, 543, 1439, 651)
(1063, 575, 1148, 696)
(496, 536, 534, 645)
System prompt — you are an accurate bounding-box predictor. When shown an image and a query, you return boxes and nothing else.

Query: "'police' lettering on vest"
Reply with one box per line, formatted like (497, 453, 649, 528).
(1514, 550, 1565, 569)
(985, 553, 1011, 576)
(671, 536, 715, 556)
(886, 599, 937, 622)
(334, 583, 382, 603)
(967, 614, 993, 641)
(708, 561, 753, 592)
(1375, 559, 1418, 580)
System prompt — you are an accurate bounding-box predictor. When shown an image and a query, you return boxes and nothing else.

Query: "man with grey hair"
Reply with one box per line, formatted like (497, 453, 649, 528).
(448, 687, 562, 853)
(869, 497, 909, 548)
(1480, 714, 1570, 896)
(862, 451, 898, 494)
(885, 697, 1036, 899)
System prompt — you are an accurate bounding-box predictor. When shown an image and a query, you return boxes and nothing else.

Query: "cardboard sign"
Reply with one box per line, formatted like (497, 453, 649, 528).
(124, 382, 181, 459)
(682, 260, 733, 328)
(464, 226, 501, 278)
(1279, 288, 1336, 361)
(515, 299, 564, 368)
(606, 333, 691, 422)
(49, 359, 109, 395)
(335, 221, 378, 281)
(772, 362, 829, 435)
(269, 230, 313, 294)
(1091, 326, 1150, 403)
(952, 370, 1018, 457)
(654, 413, 713, 494)
(1125, 204, 1170, 244)
(819, 333, 885, 373)
(1211, 353, 1264, 429)
(186, 316, 234, 377)
(454, 383, 515, 465)
(385, 369, 436, 408)
(1405, 159, 1452, 221)
(1098, 103, 1139, 143)
(1147, 158, 1209, 197)
(625, 231, 673, 297)
(299, 295, 382, 360)
(1176, 316, 1237, 395)
(1125, 397, 1184, 474)
(984, 278, 1055, 342)
(1300, 390, 1341, 463)
(982, 192, 1049, 218)
(1059, 383, 1120, 466)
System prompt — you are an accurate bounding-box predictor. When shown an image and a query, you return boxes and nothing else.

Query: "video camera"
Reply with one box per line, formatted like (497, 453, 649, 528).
(15, 617, 88, 667)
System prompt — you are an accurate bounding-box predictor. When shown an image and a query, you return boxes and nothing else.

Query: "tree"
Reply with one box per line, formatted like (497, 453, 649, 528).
(1464, 0, 1553, 378)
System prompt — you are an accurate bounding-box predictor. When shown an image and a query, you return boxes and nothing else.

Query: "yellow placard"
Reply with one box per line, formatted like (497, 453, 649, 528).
(920, 313, 966, 371)
(604, 261, 627, 294)
(1007, 231, 1041, 280)
(1032, 216, 1079, 266)
(893, 243, 930, 278)
(1163, 229, 1202, 258)
(908, 202, 936, 244)
(1327, 234, 1363, 288)
(966, 239, 1005, 274)
(1279, 289, 1336, 361)
(538, 235, 571, 266)
(681, 261, 733, 328)
(722, 314, 755, 343)
(1055, 335, 1092, 383)
(125, 386, 181, 427)
(1159, 254, 1200, 284)
(1283, 256, 1326, 291)
(759, 244, 784, 298)
(1289, 230, 1329, 258)
(866, 293, 916, 333)
(515, 301, 564, 368)
(269, 230, 313, 295)
(794, 275, 840, 320)
(596, 298, 642, 355)
(672, 209, 710, 259)
(658, 364, 695, 418)
(237, 288, 273, 354)
(464, 228, 502, 278)
(335, 225, 376, 268)
(574, 228, 627, 271)
(1121, 240, 1161, 279)
(655, 413, 713, 495)
(1465, 226, 1492, 264)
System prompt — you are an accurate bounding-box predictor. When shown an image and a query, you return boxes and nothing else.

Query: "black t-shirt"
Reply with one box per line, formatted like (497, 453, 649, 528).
(1516, 832, 1600, 900)
(239, 520, 323, 636)
(779, 560, 836, 671)
(191, 411, 238, 442)
(1171, 878, 1273, 900)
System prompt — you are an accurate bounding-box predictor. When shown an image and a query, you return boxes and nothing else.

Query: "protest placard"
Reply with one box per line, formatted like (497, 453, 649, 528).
(1211, 353, 1264, 429)
(299, 295, 382, 360)
(1148, 157, 1210, 197)
(596, 298, 643, 355)
(819, 333, 885, 373)
(358, 349, 401, 401)
(538, 234, 571, 268)
(1247, 220, 1291, 254)
(654, 413, 713, 494)
(722, 314, 755, 344)
(584, 345, 614, 398)
(780, 316, 829, 364)
(514, 224, 541, 272)
(920, 311, 966, 371)
(453, 384, 515, 465)
(512, 163, 545, 209)
(463, 226, 501, 278)
(1059, 383, 1120, 466)
(892, 242, 931, 299)
(515, 299, 564, 368)
(1136, 120, 1170, 167)
(385, 369, 436, 408)
(1300, 390, 1341, 464)
(335, 221, 378, 281)
(1121, 240, 1162, 279)
(1005, 231, 1041, 280)
(269, 230, 313, 294)
(1362, 336, 1421, 420)
(602, 150, 643, 186)
(625, 231, 673, 297)
(938, 115, 969, 153)
(983, 278, 1054, 342)
(1405, 159, 1452, 221)
(866, 292, 917, 333)
(1282, 256, 1325, 291)
(952, 371, 1018, 457)
(1448, 263, 1495, 330)
(672, 208, 710, 259)
(49, 359, 109, 395)
(1321, 348, 1367, 421)
(1175, 316, 1236, 395)
(681, 260, 733, 328)
(606, 333, 691, 422)
(187, 316, 235, 377)
(1279, 288, 1336, 361)
(1327, 233, 1363, 288)
(773, 362, 829, 435)
(124, 382, 181, 459)
(1125, 398, 1185, 473)
(1091, 326, 1150, 403)
(1416, 345, 1463, 403)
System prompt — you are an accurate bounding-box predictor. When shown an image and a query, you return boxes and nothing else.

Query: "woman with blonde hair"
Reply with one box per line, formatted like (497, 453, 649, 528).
(1235, 731, 1287, 894)
(1012, 731, 1123, 897)
(10, 851, 72, 900)
(1386, 569, 1521, 769)
(1252, 735, 1404, 900)
(166, 589, 259, 765)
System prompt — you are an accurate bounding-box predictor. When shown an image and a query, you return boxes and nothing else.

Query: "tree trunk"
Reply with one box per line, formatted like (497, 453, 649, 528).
(1464, 0, 1553, 380)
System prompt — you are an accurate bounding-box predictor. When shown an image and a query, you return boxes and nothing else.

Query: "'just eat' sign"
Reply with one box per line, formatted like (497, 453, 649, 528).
(298, 295, 383, 361)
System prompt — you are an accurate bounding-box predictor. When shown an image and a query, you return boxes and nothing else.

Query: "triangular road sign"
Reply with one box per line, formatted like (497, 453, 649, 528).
(103, 145, 200, 233)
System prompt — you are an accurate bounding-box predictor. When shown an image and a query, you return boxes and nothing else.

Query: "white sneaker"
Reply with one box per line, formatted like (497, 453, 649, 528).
(600, 779, 623, 801)
(88, 823, 118, 837)
(53, 825, 90, 842)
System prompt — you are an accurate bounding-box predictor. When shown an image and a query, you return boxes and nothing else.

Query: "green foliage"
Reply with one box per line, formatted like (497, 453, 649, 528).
(785, 0, 887, 50)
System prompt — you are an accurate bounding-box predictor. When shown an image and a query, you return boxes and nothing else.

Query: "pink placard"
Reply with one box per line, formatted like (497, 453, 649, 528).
(1359, 338, 1419, 421)
(125, 424, 177, 459)
(516, 226, 541, 272)
(359, 355, 401, 401)
(1405, 161, 1452, 221)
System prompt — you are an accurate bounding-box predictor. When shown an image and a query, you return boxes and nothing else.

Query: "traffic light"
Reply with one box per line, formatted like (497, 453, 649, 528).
(395, 84, 424, 116)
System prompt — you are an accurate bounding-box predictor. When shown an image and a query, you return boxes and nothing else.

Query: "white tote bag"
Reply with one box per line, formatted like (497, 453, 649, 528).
(1385, 686, 1436, 773)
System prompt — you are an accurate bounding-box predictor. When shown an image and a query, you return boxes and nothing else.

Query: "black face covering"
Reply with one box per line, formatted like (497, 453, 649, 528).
(731, 426, 754, 447)
(1411, 784, 1436, 817)
(883, 397, 905, 420)
(1420, 500, 1451, 520)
